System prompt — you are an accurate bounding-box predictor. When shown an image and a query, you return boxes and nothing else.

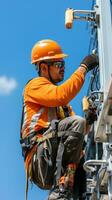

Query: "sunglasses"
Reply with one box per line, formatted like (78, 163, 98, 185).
(46, 60, 65, 68)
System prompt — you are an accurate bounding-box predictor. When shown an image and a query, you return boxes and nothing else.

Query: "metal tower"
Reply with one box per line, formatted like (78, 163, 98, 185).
(65, 0, 112, 199)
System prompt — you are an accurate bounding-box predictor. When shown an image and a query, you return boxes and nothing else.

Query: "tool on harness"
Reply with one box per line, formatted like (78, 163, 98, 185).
(56, 105, 70, 119)
(82, 95, 97, 125)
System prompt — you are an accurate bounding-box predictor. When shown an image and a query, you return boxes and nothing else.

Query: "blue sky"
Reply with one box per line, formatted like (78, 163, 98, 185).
(0, 0, 93, 199)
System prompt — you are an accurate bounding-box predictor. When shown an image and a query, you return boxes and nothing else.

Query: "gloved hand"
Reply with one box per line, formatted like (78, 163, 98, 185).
(81, 54, 99, 72)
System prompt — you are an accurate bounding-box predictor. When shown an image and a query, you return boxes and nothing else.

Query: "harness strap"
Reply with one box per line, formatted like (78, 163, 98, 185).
(25, 160, 33, 200)
(25, 168, 29, 200)
(56, 139, 65, 185)
(21, 129, 69, 155)
(36, 130, 68, 143)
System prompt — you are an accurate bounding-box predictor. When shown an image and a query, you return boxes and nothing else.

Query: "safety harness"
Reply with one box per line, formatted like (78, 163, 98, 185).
(20, 122, 71, 200)
(20, 83, 71, 200)
(20, 125, 68, 159)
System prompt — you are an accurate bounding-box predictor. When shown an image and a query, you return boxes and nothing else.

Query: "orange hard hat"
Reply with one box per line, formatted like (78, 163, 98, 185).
(31, 39, 68, 64)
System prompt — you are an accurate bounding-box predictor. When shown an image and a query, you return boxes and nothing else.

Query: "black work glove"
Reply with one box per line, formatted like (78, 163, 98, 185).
(85, 107, 97, 125)
(81, 54, 99, 72)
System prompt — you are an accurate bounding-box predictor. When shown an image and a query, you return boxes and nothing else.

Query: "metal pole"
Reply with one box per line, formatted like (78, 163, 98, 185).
(95, 0, 112, 101)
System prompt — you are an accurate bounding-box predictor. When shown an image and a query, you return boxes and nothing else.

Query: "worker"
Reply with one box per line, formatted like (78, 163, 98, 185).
(20, 39, 98, 200)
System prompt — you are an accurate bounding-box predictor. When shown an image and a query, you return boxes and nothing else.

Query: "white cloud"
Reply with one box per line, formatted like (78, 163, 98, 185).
(0, 76, 18, 95)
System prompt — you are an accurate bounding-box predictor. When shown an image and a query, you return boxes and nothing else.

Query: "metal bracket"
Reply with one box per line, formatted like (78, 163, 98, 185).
(83, 159, 108, 173)
(65, 7, 100, 29)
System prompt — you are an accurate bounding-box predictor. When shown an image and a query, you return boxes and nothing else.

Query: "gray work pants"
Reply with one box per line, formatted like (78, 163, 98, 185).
(32, 115, 86, 190)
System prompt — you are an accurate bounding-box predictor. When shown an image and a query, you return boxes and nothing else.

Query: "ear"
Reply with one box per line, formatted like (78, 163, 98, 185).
(40, 63, 48, 74)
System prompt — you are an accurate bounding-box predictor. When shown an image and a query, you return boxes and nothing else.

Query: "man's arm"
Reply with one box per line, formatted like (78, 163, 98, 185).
(25, 68, 85, 107)
(25, 54, 98, 107)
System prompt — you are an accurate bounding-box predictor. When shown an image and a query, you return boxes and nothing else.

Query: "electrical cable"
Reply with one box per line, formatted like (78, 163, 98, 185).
(87, 0, 100, 95)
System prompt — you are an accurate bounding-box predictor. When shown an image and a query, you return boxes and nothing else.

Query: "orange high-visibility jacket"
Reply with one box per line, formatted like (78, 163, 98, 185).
(22, 69, 85, 168)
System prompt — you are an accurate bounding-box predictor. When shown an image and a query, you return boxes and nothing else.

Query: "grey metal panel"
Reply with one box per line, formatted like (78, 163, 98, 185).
(95, 0, 112, 141)
(95, 80, 112, 142)
(96, 0, 112, 99)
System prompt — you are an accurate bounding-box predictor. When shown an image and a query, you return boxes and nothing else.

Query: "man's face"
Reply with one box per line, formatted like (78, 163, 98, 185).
(48, 59, 65, 83)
